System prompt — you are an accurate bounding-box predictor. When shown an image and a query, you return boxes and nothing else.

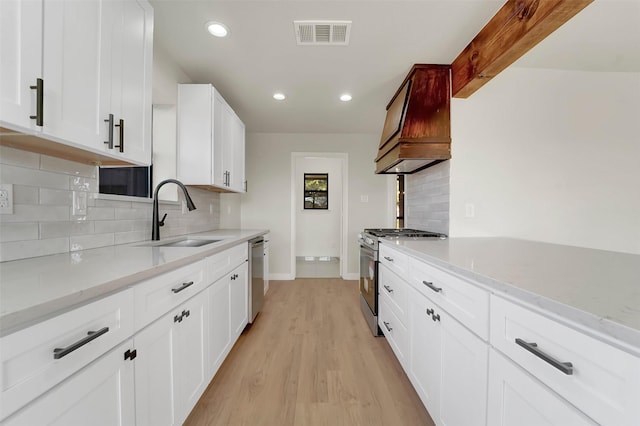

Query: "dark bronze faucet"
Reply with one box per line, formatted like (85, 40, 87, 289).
(152, 179, 196, 240)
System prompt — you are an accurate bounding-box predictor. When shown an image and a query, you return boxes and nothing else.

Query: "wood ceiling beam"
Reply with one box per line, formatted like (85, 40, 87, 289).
(451, 0, 593, 98)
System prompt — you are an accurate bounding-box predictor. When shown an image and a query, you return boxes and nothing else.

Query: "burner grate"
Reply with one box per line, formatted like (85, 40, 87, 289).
(364, 228, 445, 238)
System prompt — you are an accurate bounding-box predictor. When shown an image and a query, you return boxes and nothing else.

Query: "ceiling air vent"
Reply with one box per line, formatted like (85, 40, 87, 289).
(294, 20, 352, 45)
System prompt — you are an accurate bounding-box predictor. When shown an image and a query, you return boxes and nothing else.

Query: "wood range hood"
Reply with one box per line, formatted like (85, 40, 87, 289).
(375, 64, 451, 175)
(375, 0, 594, 175)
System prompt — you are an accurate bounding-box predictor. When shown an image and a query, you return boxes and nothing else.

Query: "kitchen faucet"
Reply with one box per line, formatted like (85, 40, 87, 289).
(152, 179, 196, 240)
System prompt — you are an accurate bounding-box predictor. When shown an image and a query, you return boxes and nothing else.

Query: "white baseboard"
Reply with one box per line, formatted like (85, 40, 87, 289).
(269, 273, 295, 281)
(269, 273, 358, 281)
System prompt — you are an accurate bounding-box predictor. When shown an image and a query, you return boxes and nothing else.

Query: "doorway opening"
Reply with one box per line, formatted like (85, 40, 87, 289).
(291, 153, 348, 279)
(396, 175, 405, 228)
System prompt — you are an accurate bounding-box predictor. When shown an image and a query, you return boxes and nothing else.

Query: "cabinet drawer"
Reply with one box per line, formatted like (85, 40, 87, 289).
(208, 243, 248, 284)
(378, 264, 409, 325)
(408, 258, 489, 340)
(379, 244, 408, 279)
(379, 296, 408, 366)
(488, 349, 597, 426)
(0, 289, 134, 421)
(134, 259, 207, 330)
(491, 295, 640, 426)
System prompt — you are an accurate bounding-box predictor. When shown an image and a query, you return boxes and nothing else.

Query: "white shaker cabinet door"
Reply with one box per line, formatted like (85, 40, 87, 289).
(409, 285, 488, 426)
(0, 0, 43, 131)
(229, 109, 245, 192)
(408, 290, 442, 420)
(134, 311, 178, 426)
(487, 349, 597, 426)
(174, 290, 210, 423)
(208, 277, 232, 379)
(230, 263, 248, 339)
(106, 0, 153, 165)
(134, 290, 209, 426)
(40, 0, 106, 149)
(438, 308, 488, 426)
(2, 340, 135, 426)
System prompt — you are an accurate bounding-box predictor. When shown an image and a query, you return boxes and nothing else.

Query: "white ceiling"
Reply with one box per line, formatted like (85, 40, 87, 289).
(150, 0, 640, 135)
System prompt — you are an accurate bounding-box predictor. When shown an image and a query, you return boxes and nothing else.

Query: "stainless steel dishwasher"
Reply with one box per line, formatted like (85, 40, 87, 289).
(248, 237, 264, 323)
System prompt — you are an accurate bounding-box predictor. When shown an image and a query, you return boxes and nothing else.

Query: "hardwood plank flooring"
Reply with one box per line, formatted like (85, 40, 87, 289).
(184, 278, 434, 426)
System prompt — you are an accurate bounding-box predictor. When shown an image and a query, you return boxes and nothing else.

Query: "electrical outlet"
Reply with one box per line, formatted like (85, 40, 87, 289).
(0, 184, 13, 214)
(465, 203, 475, 218)
(72, 191, 87, 216)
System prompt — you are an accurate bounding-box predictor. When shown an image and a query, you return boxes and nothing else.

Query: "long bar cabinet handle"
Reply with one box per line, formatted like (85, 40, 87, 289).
(53, 327, 109, 359)
(114, 119, 124, 152)
(515, 338, 573, 375)
(383, 285, 393, 293)
(422, 280, 442, 293)
(171, 281, 194, 294)
(104, 114, 114, 149)
(383, 256, 394, 262)
(29, 78, 44, 126)
(383, 321, 392, 332)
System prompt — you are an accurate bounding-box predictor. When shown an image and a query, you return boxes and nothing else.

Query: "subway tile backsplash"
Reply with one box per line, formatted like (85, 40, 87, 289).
(405, 161, 450, 235)
(0, 146, 220, 262)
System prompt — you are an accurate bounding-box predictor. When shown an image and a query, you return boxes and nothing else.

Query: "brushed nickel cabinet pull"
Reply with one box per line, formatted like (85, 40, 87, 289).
(29, 78, 43, 126)
(423, 280, 442, 293)
(171, 281, 194, 294)
(515, 338, 573, 375)
(104, 114, 114, 149)
(114, 119, 124, 152)
(53, 327, 109, 359)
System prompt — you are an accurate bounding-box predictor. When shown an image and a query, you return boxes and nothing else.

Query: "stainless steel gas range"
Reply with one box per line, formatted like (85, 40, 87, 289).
(358, 228, 447, 336)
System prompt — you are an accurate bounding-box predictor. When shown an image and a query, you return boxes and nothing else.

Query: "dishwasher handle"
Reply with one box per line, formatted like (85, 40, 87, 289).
(250, 237, 264, 248)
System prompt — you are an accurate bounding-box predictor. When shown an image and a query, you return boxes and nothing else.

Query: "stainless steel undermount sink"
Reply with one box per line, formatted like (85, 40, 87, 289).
(143, 238, 221, 248)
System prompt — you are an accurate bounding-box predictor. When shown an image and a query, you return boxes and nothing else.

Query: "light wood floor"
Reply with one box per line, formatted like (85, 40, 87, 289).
(184, 278, 435, 426)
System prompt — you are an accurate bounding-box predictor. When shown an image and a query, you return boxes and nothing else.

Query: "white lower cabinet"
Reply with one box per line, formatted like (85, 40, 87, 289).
(209, 262, 248, 379)
(487, 349, 597, 426)
(208, 275, 232, 379)
(134, 289, 209, 426)
(408, 290, 441, 414)
(2, 340, 135, 426)
(230, 263, 248, 339)
(379, 296, 409, 366)
(490, 295, 640, 425)
(0, 240, 258, 426)
(408, 287, 488, 426)
(0, 288, 134, 420)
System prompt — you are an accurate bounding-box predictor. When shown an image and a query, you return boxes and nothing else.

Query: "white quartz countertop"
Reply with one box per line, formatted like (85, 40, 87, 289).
(0, 229, 268, 336)
(382, 237, 640, 353)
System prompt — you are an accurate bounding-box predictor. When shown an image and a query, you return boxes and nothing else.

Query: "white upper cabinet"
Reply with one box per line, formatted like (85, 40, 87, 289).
(101, 0, 153, 165)
(229, 107, 246, 192)
(0, 0, 43, 131)
(177, 83, 246, 193)
(40, 0, 105, 148)
(0, 0, 153, 166)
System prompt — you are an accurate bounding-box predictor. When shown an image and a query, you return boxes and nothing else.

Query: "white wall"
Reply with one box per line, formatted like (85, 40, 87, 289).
(151, 44, 193, 201)
(450, 67, 640, 254)
(295, 155, 343, 258)
(152, 44, 192, 105)
(240, 133, 393, 279)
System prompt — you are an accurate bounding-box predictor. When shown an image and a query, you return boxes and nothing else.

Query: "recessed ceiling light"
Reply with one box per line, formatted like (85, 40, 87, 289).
(273, 93, 286, 101)
(340, 94, 352, 102)
(206, 21, 229, 37)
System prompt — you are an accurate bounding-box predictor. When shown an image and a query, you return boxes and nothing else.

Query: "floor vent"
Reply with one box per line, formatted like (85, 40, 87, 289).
(294, 20, 351, 45)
